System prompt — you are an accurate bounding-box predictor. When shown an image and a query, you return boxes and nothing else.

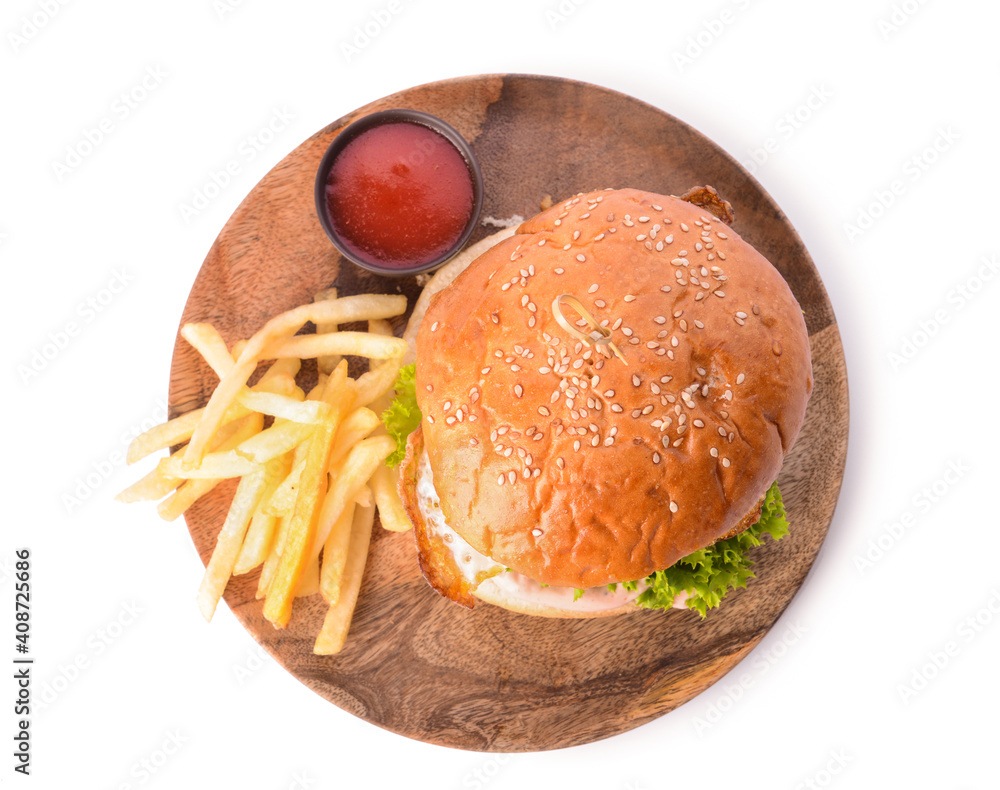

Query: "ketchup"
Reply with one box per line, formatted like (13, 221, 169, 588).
(324, 121, 475, 269)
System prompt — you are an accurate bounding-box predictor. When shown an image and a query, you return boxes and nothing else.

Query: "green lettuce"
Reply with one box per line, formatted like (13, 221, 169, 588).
(633, 481, 789, 617)
(381, 364, 421, 467)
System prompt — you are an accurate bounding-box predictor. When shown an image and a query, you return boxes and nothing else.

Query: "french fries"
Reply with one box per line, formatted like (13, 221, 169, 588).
(119, 290, 414, 655)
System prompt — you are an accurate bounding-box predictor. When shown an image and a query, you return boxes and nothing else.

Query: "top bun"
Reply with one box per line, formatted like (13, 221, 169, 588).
(413, 188, 812, 589)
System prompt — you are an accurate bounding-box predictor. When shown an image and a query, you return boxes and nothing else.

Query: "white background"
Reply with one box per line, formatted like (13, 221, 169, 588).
(3, 0, 997, 788)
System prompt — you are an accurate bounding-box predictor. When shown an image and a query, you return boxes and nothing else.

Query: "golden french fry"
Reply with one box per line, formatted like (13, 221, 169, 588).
(181, 323, 236, 377)
(295, 552, 320, 598)
(326, 408, 380, 469)
(263, 450, 308, 517)
(157, 479, 222, 522)
(371, 463, 412, 532)
(183, 295, 406, 467)
(351, 355, 403, 407)
(308, 435, 395, 585)
(260, 356, 301, 381)
(115, 464, 181, 504)
(320, 497, 358, 605)
(256, 515, 287, 600)
(367, 319, 393, 338)
(236, 420, 314, 464)
(233, 452, 294, 575)
(314, 501, 376, 655)
(125, 374, 296, 466)
(237, 391, 332, 424)
(197, 465, 271, 621)
(261, 363, 355, 628)
(154, 414, 264, 520)
(354, 486, 373, 509)
(265, 332, 407, 362)
(315, 287, 341, 375)
(157, 449, 259, 480)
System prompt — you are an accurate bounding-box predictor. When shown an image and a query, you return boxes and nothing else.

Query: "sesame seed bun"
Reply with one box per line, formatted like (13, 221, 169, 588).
(406, 187, 812, 595)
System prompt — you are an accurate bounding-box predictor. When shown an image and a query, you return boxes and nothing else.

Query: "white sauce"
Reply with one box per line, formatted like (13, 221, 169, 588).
(416, 451, 688, 612)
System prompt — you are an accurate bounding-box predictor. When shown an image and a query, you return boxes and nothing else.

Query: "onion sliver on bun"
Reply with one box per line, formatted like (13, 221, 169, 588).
(388, 187, 813, 618)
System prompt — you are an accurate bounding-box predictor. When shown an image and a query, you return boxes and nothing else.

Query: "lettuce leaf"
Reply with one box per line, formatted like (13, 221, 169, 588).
(633, 481, 789, 617)
(381, 364, 421, 467)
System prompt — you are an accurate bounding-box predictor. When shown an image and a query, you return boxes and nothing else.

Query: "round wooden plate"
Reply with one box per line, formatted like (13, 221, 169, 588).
(170, 74, 848, 752)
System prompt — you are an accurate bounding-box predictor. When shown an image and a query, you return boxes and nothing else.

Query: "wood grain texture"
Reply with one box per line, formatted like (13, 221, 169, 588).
(169, 74, 848, 752)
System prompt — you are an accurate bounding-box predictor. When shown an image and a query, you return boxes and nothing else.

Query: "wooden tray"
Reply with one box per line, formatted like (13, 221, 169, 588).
(170, 74, 848, 752)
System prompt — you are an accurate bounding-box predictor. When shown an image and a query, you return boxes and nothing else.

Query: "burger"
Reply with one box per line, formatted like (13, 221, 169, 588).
(384, 187, 813, 618)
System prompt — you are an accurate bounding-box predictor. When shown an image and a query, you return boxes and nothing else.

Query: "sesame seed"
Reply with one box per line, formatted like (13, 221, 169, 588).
(680, 222, 689, 232)
(573, 440, 581, 452)
(632, 374, 641, 387)
(532, 528, 543, 537)
(737, 373, 745, 385)
(722, 458, 731, 468)
(514, 384, 524, 398)
(443, 400, 452, 412)
(669, 501, 678, 513)
(508, 470, 517, 483)
(611, 404, 624, 413)
(624, 294, 637, 302)
(693, 419, 705, 428)
(538, 405, 551, 416)
(638, 216, 650, 223)
(588, 283, 599, 293)
(497, 474, 505, 485)
(595, 299, 606, 308)
(557, 457, 565, 469)
(576, 254, 587, 262)
(654, 316, 666, 324)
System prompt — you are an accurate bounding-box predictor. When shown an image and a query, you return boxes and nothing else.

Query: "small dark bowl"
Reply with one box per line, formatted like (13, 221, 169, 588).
(314, 109, 484, 278)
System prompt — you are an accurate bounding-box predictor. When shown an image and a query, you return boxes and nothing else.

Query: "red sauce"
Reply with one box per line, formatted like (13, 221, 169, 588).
(324, 121, 475, 269)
